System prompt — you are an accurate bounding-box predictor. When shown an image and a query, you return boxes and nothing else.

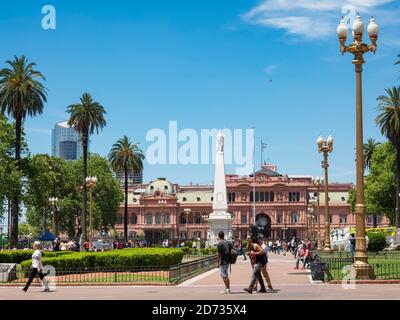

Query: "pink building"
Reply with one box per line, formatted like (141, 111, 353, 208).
(115, 164, 390, 244)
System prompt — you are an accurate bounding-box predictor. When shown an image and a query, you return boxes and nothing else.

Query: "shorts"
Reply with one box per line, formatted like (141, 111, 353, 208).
(220, 264, 229, 278)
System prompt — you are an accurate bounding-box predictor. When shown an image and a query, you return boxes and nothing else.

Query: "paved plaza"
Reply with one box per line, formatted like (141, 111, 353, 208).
(1, 253, 400, 300)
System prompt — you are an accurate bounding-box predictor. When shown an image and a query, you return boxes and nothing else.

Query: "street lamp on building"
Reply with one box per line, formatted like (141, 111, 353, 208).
(317, 135, 333, 252)
(183, 208, 191, 240)
(49, 197, 58, 236)
(312, 176, 324, 250)
(85, 176, 98, 243)
(159, 199, 167, 242)
(337, 14, 378, 279)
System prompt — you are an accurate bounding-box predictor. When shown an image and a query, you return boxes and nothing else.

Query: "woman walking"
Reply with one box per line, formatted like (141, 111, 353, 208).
(22, 241, 49, 292)
(244, 235, 267, 294)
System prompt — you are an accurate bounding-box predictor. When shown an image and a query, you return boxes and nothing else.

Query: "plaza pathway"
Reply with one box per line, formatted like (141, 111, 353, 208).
(1, 253, 400, 300)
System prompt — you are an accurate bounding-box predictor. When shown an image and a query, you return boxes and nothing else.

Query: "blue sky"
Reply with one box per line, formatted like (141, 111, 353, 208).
(1, 0, 399, 185)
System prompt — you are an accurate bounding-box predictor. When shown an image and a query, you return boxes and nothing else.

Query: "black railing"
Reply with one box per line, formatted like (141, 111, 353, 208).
(1, 254, 218, 285)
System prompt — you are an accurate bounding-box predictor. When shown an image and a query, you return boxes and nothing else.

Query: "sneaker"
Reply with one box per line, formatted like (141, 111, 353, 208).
(257, 289, 267, 293)
(42, 288, 50, 292)
(21, 288, 27, 293)
(220, 289, 231, 294)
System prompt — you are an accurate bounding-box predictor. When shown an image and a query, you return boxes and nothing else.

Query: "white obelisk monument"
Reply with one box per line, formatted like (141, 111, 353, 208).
(207, 130, 233, 246)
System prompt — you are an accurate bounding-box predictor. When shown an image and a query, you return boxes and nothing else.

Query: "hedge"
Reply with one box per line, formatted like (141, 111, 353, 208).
(20, 248, 184, 270)
(367, 232, 387, 252)
(0, 250, 72, 264)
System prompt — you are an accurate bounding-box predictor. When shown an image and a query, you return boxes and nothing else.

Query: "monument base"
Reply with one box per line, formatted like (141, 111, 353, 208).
(207, 212, 233, 246)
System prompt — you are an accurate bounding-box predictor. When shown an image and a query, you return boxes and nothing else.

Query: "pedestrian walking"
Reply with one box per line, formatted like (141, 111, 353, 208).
(244, 235, 267, 294)
(236, 236, 246, 260)
(22, 241, 49, 292)
(349, 233, 356, 260)
(217, 231, 231, 294)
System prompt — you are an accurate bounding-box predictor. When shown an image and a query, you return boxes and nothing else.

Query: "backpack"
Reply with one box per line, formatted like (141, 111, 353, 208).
(229, 242, 238, 264)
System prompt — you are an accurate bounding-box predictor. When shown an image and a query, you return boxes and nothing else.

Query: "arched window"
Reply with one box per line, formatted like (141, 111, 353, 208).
(145, 213, 153, 225)
(260, 192, 265, 202)
(339, 214, 347, 224)
(265, 192, 270, 202)
(130, 214, 137, 225)
(180, 214, 187, 225)
(270, 192, 275, 202)
(195, 213, 201, 224)
(291, 211, 298, 224)
(255, 192, 260, 202)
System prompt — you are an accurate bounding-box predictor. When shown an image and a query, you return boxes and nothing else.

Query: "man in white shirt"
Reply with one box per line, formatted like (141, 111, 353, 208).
(22, 241, 49, 292)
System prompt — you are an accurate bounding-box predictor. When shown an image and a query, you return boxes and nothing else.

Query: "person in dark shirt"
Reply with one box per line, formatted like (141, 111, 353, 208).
(217, 231, 231, 294)
(349, 234, 356, 259)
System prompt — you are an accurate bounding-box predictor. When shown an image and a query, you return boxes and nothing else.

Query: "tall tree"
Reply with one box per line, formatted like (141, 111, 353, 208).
(67, 93, 106, 248)
(0, 55, 47, 247)
(364, 138, 381, 171)
(376, 86, 400, 229)
(108, 136, 144, 242)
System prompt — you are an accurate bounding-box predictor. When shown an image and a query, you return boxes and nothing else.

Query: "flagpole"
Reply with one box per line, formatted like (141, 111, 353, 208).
(252, 126, 256, 232)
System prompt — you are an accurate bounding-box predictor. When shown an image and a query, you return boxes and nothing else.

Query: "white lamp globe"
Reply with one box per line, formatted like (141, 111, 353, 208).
(336, 17, 349, 38)
(352, 14, 364, 35)
(367, 16, 379, 37)
(317, 136, 324, 149)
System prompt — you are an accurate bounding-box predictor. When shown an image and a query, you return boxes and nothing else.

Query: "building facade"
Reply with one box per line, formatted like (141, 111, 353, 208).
(114, 164, 390, 244)
(52, 121, 83, 160)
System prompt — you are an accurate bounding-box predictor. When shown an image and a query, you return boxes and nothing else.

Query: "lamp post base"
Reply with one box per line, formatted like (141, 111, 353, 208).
(323, 246, 333, 253)
(354, 261, 375, 280)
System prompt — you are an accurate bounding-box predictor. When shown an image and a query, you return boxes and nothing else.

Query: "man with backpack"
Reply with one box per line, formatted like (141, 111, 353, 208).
(217, 231, 232, 294)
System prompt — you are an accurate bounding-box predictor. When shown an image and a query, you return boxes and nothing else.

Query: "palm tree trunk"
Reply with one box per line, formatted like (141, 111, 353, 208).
(80, 134, 88, 249)
(396, 144, 400, 229)
(124, 164, 128, 243)
(10, 115, 22, 248)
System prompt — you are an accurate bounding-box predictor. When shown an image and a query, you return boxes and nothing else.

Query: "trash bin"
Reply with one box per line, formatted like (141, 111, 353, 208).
(310, 261, 326, 281)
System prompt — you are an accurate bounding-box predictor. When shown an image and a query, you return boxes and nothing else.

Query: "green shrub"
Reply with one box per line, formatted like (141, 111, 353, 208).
(0, 250, 72, 263)
(367, 232, 387, 252)
(20, 248, 184, 270)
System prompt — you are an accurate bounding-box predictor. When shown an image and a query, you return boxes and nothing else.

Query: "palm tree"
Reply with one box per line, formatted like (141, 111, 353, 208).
(108, 136, 144, 242)
(364, 138, 381, 171)
(67, 93, 106, 248)
(376, 86, 400, 229)
(0, 55, 47, 247)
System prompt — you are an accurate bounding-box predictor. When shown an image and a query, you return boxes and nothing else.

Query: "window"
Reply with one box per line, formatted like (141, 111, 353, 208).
(193, 231, 201, 240)
(197, 197, 201, 202)
(277, 214, 283, 224)
(195, 213, 201, 224)
(341, 196, 346, 202)
(145, 213, 153, 225)
(182, 197, 187, 202)
(164, 185, 168, 191)
(265, 192, 270, 202)
(260, 192, 265, 202)
(367, 215, 373, 224)
(377, 215, 382, 224)
(211, 197, 214, 201)
(130, 214, 137, 225)
(163, 213, 170, 225)
(329, 215, 333, 224)
(255, 192, 259, 202)
(289, 192, 300, 202)
(250, 192, 253, 202)
(291, 211, 298, 224)
(270, 192, 275, 202)
(340, 214, 347, 224)
(117, 215, 124, 224)
(241, 212, 248, 224)
(155, 213, 161, 224)
(180, 214, 187, 224)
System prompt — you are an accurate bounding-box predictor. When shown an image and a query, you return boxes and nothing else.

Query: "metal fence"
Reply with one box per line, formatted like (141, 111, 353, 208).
(319, 256, 400, 281)
(1, 254, 218, 286)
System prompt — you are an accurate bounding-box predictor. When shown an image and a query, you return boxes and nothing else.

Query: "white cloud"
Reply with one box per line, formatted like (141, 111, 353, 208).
(242, 0, 398, 40)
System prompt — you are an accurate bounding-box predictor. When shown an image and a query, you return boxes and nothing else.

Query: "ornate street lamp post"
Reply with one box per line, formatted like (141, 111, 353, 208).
(183, 208, 191, 240)
(159, 199, 167, 242)
(336, 14, 378, 279)
(312, 176, 324, 250)
(317, 135, 333, 252)
(85, 176, 98, 244)
(49, 197, 58, 236)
